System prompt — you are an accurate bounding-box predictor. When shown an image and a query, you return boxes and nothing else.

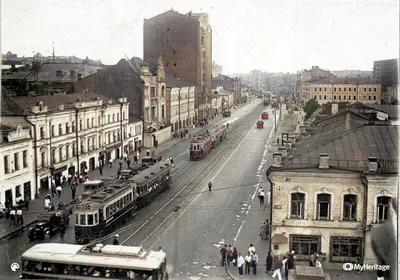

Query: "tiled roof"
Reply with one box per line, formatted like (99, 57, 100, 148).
(307, 77, 378, 85)
(284, 112, 398, 166)
(9, 93, 119, 114)
(165, 73, 194, 88)
(25, 63, 105, 82)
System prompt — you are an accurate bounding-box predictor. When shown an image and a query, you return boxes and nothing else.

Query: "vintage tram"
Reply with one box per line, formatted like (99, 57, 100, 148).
(189, 125, 228, 160)
(74, 161, 173, 244)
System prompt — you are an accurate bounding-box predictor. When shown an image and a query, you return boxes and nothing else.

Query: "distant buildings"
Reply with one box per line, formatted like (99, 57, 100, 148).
(373, 59, 399, 103)
(212, 74, 242, 104)
(301, 77, 381, 105)
(144, 10, 212, 122)
(212, 61, 223, 77)
(250, 70, 261, 91)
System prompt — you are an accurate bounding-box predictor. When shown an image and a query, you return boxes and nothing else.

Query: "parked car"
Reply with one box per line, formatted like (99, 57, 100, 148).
(27, 210, 70, 241)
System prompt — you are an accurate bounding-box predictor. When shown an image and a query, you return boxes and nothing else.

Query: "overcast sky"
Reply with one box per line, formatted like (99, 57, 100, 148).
(2, 0, 398, 74)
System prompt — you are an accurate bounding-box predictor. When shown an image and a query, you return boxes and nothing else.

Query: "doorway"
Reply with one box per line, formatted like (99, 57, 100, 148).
(5, 189, 12, 206)
(24, 182, 31, 200)
(115, 148, 120, 160)
(68, 166, 76, 176)
(40, 177, 49, 193)
(89, 157, 95, 171)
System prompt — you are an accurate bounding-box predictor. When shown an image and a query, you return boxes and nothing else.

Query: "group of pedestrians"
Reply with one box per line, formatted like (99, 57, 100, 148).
(6, 206, 24, 226)
(258, 187, 271, 210)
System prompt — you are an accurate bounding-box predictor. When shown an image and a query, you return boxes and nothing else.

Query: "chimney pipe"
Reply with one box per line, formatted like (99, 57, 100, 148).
(368, 157, 378, 172)
(272, 153, 283, 168)
(319, 153, 329, 169)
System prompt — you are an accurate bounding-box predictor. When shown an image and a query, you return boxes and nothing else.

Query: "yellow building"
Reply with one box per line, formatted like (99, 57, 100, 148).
(303, 77, 381, 105)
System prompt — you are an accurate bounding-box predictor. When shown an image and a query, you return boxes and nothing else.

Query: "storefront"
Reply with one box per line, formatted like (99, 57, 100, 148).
(289, 235, 320, 261)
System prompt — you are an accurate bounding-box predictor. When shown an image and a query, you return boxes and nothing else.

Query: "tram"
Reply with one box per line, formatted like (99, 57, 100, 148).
(74, 161, 173, 244)
(189, 125, 228, 160)
(20, 243, 168, 279)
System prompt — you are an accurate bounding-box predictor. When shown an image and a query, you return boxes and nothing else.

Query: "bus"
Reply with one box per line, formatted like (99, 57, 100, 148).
(20, 243, 168, 279)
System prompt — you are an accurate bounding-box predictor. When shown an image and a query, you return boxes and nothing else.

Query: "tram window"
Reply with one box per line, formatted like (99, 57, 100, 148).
(75, 214, 79, 225)
(94, 213, 98, 224)
(80, 214, 86, 225)
(105, 207, 110, 218)
(129, 193, 132, 201)
(87, 214, 94, 225)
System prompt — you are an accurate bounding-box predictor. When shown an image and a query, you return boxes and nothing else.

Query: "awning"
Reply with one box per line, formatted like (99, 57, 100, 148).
(271, 234, 288, 244)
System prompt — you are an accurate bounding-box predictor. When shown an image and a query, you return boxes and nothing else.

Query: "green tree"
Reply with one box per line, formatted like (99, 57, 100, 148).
(304, 99, 321, 118)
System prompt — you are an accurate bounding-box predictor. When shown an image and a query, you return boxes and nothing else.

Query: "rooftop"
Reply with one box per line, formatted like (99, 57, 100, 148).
(129, 161, 171, 185)
(165, 73, 194, 88)
(306, 77, 378, 85)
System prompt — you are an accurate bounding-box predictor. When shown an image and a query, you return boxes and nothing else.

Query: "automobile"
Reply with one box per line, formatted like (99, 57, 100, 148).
(27, 211, 70, 241)
(142, 154, 162, 167)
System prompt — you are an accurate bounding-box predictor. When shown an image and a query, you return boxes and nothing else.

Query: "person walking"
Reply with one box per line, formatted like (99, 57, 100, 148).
(99, 164, 103, 175)
(251, 250, 258, 275)
(259, 188, 265, 206)
(232, 247, 238, 266)
(170, 156, 174, 167)
(117, 167, 121, 179)
(133, 155, 138, 165)
(281, 254, 289, 280)
(272, 255, 282, 280)
(109, 158, 113, 168)
(244, 251, 252, 275)
(237, 252, 245, 277)
(208, 181, 212, 193)
(146, 149, 150, 156)
(45, 196, 51, 211)
(267, 189, 271, 205)
(59, 219, 66, 240)
(226, 245, 233, 266)
(16, 208, 23, 226)
(266, 251, 273, 273)
(119, 158, 123, 169)
(260, 221, 268, 240)
(71, 183, 76, 200)
(9, 208, 16, 226)
(113, 234, 119, 245)
(127, 158, 131, 169)
(56, 185, 62, 198)
(220, 244, 227, 266)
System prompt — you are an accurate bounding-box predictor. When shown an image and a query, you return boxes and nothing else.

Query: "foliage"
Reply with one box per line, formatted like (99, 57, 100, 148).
(303, 99, 321, 118)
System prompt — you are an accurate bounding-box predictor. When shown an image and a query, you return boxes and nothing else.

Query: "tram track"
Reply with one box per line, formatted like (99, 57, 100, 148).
(117, 104, 265, 248)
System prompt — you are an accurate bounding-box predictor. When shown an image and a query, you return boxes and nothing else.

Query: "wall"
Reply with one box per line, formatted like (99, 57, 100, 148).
(143, 126, 172, 147)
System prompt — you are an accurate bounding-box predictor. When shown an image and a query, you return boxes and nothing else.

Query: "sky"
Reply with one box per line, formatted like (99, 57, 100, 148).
(1, 0, 399, 74)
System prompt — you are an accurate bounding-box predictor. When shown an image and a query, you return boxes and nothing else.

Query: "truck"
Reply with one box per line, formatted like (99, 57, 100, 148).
(264, 97, 270, 106)
(223, 109, 231, 117)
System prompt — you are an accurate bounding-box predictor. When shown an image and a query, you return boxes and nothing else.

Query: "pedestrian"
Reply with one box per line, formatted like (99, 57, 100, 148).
(99, 164, 103, 175)
(56, 185, 62, 198)
(109, 158, 113, 168)
(51, 183, 56, 197)
(127, 158, 131, 169)
(138, 146, 141, 153)
(259, 188, 265, 206)
(313, 257, 322, 268)
(59, 219, 66, 240)
(170, 156, 174, 167)
(266, 251, 273, 273)
(117, 168, 121, 179)
(9, 208, 16, 226)
(248, 244, 256, 255)
(44, 196, 51, 211)
(208, 181, 212, 193)
(134, 155, 138, 165)
(226, 245, 232, 266)
(136, 151, 140, 160)
(119, 158, 123, 169)
(244, 251, 252, 275)
(16, 208, 23, 226)
(281, 254, 289, 280)
(232, 247, 238, 266)
(220, 244, 227, 266)
(260, 221, 268, 240)
(237, 252, 245, 277)
(252, 250, 258, 275)
(146, 149, 150, 156)
(267, 189, 271, 205)
(71, 183, 76, 200)
(166, 157, 171, 165)
(113, 234, 119, 245)
(62, 175, 67, 186)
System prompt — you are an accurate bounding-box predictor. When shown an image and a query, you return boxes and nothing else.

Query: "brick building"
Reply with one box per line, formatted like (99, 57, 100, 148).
(212, 74, 242, 105)
(144, 10, 212, 122)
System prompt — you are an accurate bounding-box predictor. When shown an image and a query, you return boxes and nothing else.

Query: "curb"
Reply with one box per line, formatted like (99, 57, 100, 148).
(226, 266, 238, 280)
(0, 220, 37, 241)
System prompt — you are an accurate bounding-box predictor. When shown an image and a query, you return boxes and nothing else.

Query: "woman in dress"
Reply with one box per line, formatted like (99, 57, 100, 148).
(260, 221, 268, 240)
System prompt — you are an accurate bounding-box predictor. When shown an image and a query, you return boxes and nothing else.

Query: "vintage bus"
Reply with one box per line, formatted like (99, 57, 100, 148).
(20, 243, 168, 279)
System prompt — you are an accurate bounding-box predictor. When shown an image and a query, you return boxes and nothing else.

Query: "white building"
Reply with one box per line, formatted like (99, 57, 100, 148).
(166, 74, 196, 133)
(0, 117, 35, 205)
(212, 61, 223, 78)
(9, 93, 136, 192)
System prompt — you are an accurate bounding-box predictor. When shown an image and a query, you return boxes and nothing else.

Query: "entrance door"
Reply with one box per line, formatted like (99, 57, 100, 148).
(68, 166, 76, 176)
(115, 148, 120, 160)
(5, 189, 12, 206)
(40, 178, 49, 193)
(80, 162, 87, 174)
(23, 182, 31, 200)
(89, 157, 95, 171)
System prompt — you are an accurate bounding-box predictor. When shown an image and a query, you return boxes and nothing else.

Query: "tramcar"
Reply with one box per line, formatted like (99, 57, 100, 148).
(82, 180, 105, 200)
(20, 243, 168, 279)
(74, 161, 173, 244)
(189, 125, 228, 160)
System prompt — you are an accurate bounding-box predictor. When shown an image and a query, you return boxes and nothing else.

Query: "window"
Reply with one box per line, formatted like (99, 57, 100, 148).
(80, 120, 83, 131)
(41, 152, 46, 168)
(87, 214, 94, 225)
(4, 156, 9, 174)
(291, 193, 305, 219)
(72, 122, 75, 132)
(343, 195, 357, 220)
(319, 87, 321, 91)
(124, 129, 127, 139)
(173, 50, 176, 55)
(377, 196, 390, 223)
(72, 143, 76, 156)
(16, 185, 21, 197)
(40, 127, 45, 139)
(368, 87, 371, 92)
(91, 117, 94, 127)
(23, 150, 28, 168)
(368, 95, 371, 100)
(58, 124, 62, 135)
(331, 237, 362, 262)
(166, 62, 170, 67)
(290, 236, 319, 261)
(98, 116, 101, 126)
(314, 87, 317, 91)
(316, 193, 331, 220)
(161, 86, 165, 98)
(318, 95, 321, 100)
(66, 144, 69, 159)
(80, 214, 86, 225)
(344, 87, 346, 92)
(14, 153, 20, 171)
(354, 87, 357, 92)
(324, 87, 327, 91)
(339, 87, 341, 92)
(108, 115, 111, 123)
(373, 95, 377, 101)
(162, 105, 165, 118)
(354, 95, 357, 100)
(117, 113, 119, 121)
(66, 123, 70, 134)
(333, 95, 337, 100)
(51, 125, 55, 136)
(349, 87, 352, 92)
(112, 114, 115, 123)
(59, 147, 62, 161)
(374, 88, 377, 92)
(87, 139, 91, 151)
(173, 62, 177, 67)
(338, 95, 342, 100)
(343, 95, 347, 100)
(364, 87, 366, 92)
(92, 138, 95, 149)
(52, 149, 56, 164)
(364, 95, 366, 100)
(99, 136, 102, 146)
(201, 36, 204, 45)
(87, 119, 90, 128)
(324, 95, 327, 100)
(313, 95, 317, 99)
(151, 87, 156, 98)
(80, 141, 84, 154)
(334, 87, 337, 92)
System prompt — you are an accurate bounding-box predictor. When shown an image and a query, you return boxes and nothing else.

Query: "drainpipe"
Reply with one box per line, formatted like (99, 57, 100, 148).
(361, 173, 368, 263)
(75, 109, 80, 175)
(49, 120, 53, 190)
(120, 102, 124, 159)
(24, 117, 38, 198)
(178, 87, 182, 131)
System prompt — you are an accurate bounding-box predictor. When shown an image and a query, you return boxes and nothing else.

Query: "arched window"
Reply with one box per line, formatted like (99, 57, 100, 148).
(343, 194, 357, 220)
(291, 193, 305, 219)
(161, 86, 165, 98)
(317, 194, 331, 220)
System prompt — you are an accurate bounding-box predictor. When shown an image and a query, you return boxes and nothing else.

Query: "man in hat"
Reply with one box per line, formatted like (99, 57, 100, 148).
(113, 234, 119, 245)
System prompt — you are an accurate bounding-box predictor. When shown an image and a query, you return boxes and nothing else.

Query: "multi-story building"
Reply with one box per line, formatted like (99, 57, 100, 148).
(296, 66, 335, 101)
(144, 10, 212, 122)
(266, 111, 398, 269)
(0, 117, 35, 206)
(373, 59, 399, 92)
(249, 70, 261, 91)
(302, 77, 381, 105)
(7, 93, 136, 192)
(165, 74, 195, 133)
(212, 75, 242, 104)
(212, 61, 222, 77)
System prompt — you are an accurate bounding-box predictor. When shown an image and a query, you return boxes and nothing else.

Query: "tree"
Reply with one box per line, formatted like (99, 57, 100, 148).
(304, 99, 321, 118)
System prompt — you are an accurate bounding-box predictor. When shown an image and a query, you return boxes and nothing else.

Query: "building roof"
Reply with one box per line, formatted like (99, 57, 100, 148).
(165, 73, 194, 88)
(0, 116, 31, 129)
(25, 63, 105, 83)
(9, 93, 119, 114)
(365, 104, 400, 119)
(1, 71, 33, 80)
(307, 77, 378, 85)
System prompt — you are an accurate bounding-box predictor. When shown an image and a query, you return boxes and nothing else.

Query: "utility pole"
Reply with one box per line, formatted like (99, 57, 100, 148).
(52, 42, 55, 63)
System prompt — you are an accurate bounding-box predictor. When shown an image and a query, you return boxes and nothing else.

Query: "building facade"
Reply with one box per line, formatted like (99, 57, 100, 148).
(212, 75, 242, 104)
(8, 93, 134, 192)
(373, 59, 399, 93)
(249, 70, 261, 91)
(302, 77, 382, 105)
(0, 117, 35, 206)
(212, 61, 222, 77)
(144, 10, 212, 122)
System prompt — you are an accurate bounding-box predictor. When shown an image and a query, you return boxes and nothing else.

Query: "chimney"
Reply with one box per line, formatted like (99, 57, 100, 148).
(319, 153, 329, 169)
(368, 157, 378, 172)
(77, 73, 82, 80)
(272, 153, 283, 168)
